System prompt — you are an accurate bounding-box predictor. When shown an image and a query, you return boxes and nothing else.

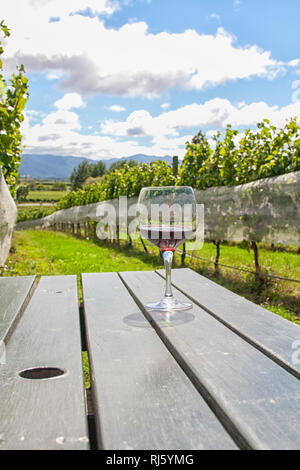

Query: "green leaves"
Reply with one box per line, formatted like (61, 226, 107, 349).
(0, 21, 28, 198)
(178, 119, 300, 190)
(57, 160, 176, 209)
(57, 117, 300, 212)
(0, 20, 10, 38)
(70, 160, 108, 190)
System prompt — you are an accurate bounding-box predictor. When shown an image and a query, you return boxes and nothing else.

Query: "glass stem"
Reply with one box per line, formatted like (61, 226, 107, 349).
(163, 250, 173, 298)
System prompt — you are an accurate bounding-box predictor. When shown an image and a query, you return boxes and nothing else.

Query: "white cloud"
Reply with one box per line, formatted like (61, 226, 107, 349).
(101, 99, 232, 137)
(107, 105, 126, 112)
(289, 59, 300, 67)
(22, 97, 300, 160)
(101, 109, 164, 137)
(46, 71, 64, 80)
(22, 110, 186, 159)
(54, 93, 84, 110)
(42, 109, 81, 130)
(161, 103, 170, 110)
(1, 2, 284, 97)
(206, 13, 221, 23)
(2, 0, 117, 24)
(101, 97, 300, 139)
(21, 99, 193, 158)
(22, 107, 82, 148)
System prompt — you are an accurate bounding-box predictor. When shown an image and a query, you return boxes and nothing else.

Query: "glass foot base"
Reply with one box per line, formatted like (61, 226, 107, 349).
(146, 296, 192, 311)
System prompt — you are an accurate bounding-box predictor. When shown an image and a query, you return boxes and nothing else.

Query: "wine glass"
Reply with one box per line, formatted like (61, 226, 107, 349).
(137, 186, 197, 311)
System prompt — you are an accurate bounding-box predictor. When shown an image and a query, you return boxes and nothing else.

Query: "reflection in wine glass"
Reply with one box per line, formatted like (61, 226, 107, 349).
(137, 186, 198, 311)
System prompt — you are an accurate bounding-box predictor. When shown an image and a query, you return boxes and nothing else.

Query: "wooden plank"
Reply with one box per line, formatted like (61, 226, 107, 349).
(81, 272, 237, 450)
(0, 275, 89, 450)
(120, 270, 300, 450)
(0, 276, 36, 344)
(157, 268, 300, 378)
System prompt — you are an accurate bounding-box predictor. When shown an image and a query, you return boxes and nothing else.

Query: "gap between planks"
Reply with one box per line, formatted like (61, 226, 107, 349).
(117, 271, 251, 450)
(155, 269, 300, 381)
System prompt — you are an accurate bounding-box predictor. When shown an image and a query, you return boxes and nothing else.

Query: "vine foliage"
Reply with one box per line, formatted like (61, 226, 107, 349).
(0, 21, 29, 198)
(178, 119, 300, 189)
(57, 118, 300, 210)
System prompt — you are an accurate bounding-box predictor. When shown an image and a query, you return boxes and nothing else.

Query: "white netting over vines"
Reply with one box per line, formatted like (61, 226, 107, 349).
(196, 171, 300, 245)
(16, 171, 300, 246)
(0, 168, 17, 266)
(16, 198, 138, 230)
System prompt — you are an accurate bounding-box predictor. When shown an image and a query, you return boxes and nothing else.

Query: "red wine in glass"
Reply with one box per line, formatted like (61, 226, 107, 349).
(139, 225, 193, 251)
(137, 186, 197, 311)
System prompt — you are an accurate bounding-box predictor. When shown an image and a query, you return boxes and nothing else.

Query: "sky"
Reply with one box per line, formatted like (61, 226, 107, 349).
(1, 0, 300, 161)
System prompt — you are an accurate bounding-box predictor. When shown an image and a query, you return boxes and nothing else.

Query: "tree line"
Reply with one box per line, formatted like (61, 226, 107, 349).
(70, 159, 138, 190)
(58, 160, 174, 209)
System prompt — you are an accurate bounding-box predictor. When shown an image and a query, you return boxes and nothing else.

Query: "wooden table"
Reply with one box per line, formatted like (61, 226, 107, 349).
(0, 268, 299, 450)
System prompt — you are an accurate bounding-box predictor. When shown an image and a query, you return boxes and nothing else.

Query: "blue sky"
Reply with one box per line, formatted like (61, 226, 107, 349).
(1, 0, 300, 160)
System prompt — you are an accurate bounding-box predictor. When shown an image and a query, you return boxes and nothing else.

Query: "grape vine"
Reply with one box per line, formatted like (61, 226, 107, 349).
(57, 118, 300, 210)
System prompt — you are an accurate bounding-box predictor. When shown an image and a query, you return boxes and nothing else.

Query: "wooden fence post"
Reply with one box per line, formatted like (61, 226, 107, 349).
(251, 241, 262, 277)
(172, 156, 179, 177)
(181, 242, 186, 265)
(116, 223, 120, 245)
(127, 228, 132, 246)
(213, 240, 221, 273)
(140, 235, 148, 253)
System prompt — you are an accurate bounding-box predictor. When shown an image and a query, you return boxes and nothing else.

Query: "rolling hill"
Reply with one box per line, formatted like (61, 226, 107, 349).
(19, 153, 174, 180)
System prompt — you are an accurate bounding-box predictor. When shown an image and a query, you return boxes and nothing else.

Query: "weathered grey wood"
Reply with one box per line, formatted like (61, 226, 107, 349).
(0, 275, 89, 450)
(81, 272, 237, 450)
(0, 276, 36, 344)
(158, 268, 300, 378)
(120, 270, 300, 450)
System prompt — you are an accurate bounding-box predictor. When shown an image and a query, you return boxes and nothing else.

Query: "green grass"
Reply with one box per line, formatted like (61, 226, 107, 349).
(27, 190, 68, 202)
(82, 351, 90, 388)
(3, 229, 299, 325)
(191, 242, 300, 280)
(4, 230, 164, 299)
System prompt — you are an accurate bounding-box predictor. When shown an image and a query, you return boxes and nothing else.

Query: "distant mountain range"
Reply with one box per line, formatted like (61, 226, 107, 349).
(19, 153, 174, 180)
